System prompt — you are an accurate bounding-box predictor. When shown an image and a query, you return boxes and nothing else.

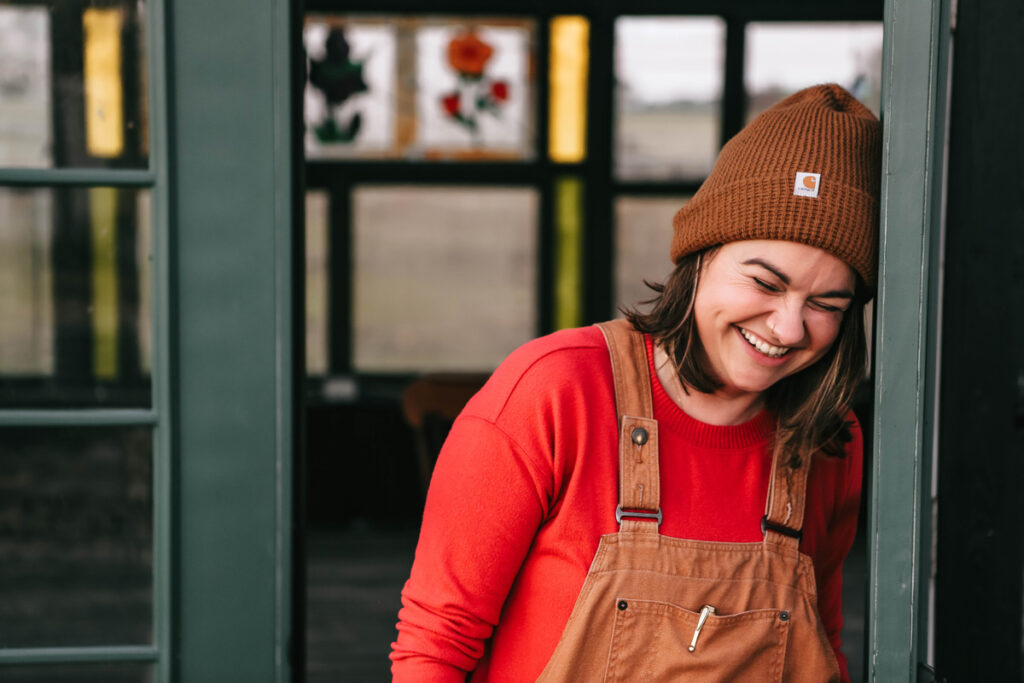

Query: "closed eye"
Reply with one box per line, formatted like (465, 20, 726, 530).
(809, 300, 846, 313)
(752, 277, 781, 293)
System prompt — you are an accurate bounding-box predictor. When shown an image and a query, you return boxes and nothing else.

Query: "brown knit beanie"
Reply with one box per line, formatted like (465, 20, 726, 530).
(670, 83, 881, 291)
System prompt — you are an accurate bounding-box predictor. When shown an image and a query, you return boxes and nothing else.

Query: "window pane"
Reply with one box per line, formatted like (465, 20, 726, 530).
(548, 16, 589, 163)
(415, 21, 535, 160)
(0, 663, 152, 683)
(745, 22, 883, 121)
(304, 16, 536, 161)
(0, 187, 151, 408)
(304, 17, 397, 159)
(306, 190, 329, 376)
(615, 196, 688, 314)
(0, 1, 148, 168)
(0, 426, 153, 648)
(352, 185, 537, 372)
(615, 17, 725, 181)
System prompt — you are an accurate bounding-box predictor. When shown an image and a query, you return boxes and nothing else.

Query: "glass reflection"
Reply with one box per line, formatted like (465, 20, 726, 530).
(0, 187, 151, 407)
(615, 17, 725, 180)
(0, 1, 148, 168)
(0, 426, 153, 648)
(352, 185, 537, 372)
(745, 22, 883, 121)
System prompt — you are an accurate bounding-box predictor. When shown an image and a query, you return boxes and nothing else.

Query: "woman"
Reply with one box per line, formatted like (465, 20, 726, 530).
(391, 83, 880, 682)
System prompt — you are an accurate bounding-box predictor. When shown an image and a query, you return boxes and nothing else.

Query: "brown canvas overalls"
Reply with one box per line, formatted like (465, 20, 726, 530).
(536, 320, 841, 682)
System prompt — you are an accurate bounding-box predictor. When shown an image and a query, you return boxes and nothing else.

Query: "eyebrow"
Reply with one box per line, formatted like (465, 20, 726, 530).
(742, 258, 855, 299)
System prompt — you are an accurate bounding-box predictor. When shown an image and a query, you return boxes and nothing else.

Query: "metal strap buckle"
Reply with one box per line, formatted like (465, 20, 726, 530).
(616, 505, 663, 525)
(761, 515, 802, 540)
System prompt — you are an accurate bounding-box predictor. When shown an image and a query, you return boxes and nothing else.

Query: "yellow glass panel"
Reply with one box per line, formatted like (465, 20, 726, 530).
(554, 176, 583, 329)
(83, 8, 125, 158)
(549, 16, 588, 163)
(90, 187, 118, 379)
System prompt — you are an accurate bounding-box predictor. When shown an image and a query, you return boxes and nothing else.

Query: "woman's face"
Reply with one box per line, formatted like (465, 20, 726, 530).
(693, 240, 856, 400)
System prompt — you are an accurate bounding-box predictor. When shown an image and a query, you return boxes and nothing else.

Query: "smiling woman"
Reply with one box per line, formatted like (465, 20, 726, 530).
(392, 84, 880, 683)
(656, 240, 857, 426)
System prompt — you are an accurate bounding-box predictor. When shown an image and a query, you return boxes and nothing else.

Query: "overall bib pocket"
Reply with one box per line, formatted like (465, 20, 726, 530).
(605, 598, 791, 683)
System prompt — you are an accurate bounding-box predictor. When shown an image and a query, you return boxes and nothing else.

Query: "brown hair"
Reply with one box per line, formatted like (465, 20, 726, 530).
(625, 248, 867, 462)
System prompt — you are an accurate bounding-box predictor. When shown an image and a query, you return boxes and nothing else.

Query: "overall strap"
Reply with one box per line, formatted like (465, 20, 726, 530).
(596, 320, 660, 534)
(762, 443, 814, 549)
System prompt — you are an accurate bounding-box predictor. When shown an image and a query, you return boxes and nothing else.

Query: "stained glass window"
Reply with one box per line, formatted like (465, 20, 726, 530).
(303, 16, 535, 161)
(414, 22, 534, 159)
(304, 17, 397, 159)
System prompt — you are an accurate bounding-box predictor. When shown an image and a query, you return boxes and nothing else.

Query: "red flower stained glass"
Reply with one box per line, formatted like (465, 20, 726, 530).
(448, 32, 494, 77)
(440, 30, 509, 134)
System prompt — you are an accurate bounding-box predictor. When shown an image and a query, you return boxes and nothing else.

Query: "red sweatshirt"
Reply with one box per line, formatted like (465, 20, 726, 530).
(391, 325, 862, 681)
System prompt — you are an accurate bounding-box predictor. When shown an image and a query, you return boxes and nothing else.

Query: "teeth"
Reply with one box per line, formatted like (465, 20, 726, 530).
(740, 329, 790, 358)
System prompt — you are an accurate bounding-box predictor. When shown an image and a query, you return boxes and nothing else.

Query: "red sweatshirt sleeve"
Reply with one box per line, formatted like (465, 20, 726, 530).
(390, 413, 555, 679)
(815, 413, 864, 682)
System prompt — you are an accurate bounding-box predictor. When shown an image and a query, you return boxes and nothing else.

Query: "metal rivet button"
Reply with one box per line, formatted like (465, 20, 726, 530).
(631, 427, 648, 446)
(780, 611, 790, 621)
(617, 600, 628, 611)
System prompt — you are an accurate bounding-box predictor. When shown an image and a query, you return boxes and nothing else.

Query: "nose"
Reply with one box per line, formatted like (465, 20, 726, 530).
(766, 300, 806, 346)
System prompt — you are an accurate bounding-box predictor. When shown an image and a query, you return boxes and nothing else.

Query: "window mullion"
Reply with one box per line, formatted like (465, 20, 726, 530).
(0, 168, 155, 187)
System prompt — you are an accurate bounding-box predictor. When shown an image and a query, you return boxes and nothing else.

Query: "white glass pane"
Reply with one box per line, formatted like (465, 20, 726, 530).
(615, 17, 725, 180)
(0, 6, 51, 167)
(615, 196, 689, 313)
(745, 22, 884, 121)
(352, 185, 537, 372)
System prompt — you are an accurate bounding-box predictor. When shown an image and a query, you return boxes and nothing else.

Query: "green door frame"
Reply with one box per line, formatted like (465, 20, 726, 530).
(869, 0, 953, 679)
(168, 0, 294, 680)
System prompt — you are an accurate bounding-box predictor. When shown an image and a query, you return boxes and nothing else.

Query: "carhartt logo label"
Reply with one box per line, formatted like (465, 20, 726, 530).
(794, 172, 821, 198)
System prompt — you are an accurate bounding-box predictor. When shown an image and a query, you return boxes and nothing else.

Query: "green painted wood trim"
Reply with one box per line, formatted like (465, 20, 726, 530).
(270, 0, 294, 675)
(168, 0, 292, 680)
(0, 409, 157, 427)
(0, 646, 158, 665)
(869, 0, 953, 680)
(147, 0, 172, 680)
(0, 168, 155, 187)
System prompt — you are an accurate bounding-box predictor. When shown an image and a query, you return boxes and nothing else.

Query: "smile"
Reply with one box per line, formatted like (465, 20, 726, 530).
(738, 328, 791, 358)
